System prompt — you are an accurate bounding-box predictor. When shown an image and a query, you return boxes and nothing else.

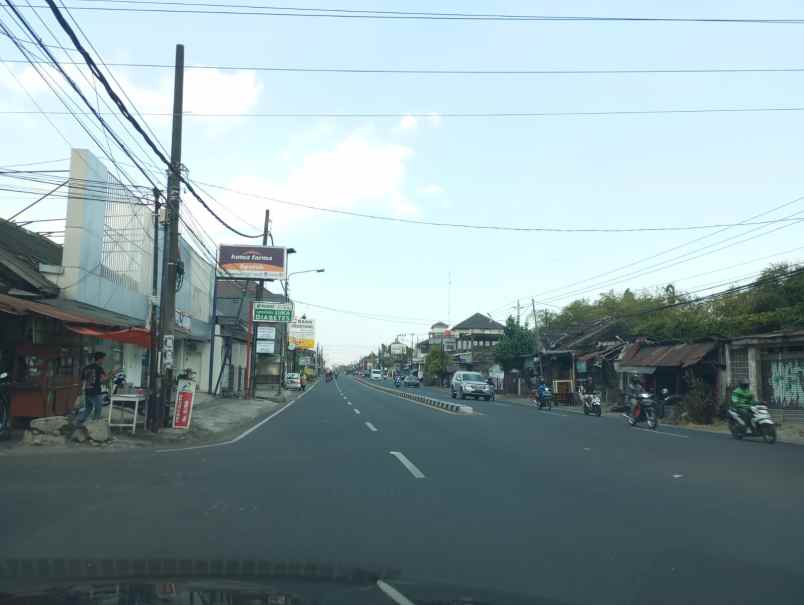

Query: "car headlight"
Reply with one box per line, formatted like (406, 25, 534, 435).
(463, 384, 472, 391)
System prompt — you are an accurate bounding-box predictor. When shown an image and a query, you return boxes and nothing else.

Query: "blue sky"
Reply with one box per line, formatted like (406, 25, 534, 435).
(4, 1, 804, 363)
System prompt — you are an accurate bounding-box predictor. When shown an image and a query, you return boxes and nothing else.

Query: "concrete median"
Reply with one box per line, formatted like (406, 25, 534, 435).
(356, 378, 474, 415)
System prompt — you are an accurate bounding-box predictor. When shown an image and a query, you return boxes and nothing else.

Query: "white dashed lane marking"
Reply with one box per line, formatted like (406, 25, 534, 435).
(365, 422, 378, 432)
(389, 451, 426, 479)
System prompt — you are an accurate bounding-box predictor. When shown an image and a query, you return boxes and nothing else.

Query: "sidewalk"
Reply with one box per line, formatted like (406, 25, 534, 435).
(0, 386, 306, 456)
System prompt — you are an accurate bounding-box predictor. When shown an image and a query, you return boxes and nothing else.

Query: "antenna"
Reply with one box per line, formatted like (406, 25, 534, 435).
(448, 271, 452, 325)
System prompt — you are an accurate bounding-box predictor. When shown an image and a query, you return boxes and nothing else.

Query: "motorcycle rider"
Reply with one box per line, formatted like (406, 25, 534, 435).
(627, 375, 645, 418)
(731, 379, 756, 430)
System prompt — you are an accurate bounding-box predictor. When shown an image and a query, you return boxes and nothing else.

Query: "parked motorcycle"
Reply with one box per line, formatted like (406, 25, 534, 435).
(727, 404, 776, 444)
(0, 371, 10, 440)
(583, 391, 602, 417)
(626, 392, 658, 429)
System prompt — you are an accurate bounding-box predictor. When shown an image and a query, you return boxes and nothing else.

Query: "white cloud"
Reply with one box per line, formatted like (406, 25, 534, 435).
(210, 132, 418, 239)
(419, 183, 445, 195)
(398, 115, 417, 130)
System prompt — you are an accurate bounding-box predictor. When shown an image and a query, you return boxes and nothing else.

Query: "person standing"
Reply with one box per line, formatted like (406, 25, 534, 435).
(77, 352, 108, 424)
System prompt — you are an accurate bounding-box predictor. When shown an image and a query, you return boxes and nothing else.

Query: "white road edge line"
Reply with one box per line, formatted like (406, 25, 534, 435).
(377, 580, 416, 605)
(389, 451, 426, 479)
(354, 408, 361, 415)
(365, 421, 378, 432)
(156, 383, 317, 453)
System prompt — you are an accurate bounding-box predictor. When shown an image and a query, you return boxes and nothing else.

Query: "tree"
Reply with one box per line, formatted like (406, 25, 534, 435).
(424, 349, 448, 383)
(494, 316, 535, 371)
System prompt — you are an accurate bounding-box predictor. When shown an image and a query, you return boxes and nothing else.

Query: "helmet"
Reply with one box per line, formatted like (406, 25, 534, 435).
(630, 375, 640, 384)
(738, 379, 749, 389)
(660, 387, 669, 396)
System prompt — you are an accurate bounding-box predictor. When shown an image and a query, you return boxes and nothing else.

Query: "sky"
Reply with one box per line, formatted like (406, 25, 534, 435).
(3, 1, 804, 364)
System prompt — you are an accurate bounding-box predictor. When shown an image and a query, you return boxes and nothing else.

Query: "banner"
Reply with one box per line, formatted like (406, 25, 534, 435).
(219, 245, 287, 280)
(256, 340, 275, 354)
(253, 301, 293, 323)
(257, 325, 276, 340)
(390, 342, 406, 355)
(288, 318, 316, 350)
(173, 379, 196, 429)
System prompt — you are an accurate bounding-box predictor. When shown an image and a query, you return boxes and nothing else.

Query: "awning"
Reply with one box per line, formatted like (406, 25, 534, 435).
(0, 292, 118, 325)
(615, 364, 657, 375)
(66, 325, 151, 347)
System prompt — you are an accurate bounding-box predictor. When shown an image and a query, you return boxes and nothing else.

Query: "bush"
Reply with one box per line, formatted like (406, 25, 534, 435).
(675, 383, 716, 424)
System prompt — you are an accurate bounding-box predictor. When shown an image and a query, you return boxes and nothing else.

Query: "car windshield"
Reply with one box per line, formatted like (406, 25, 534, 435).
(6, 7, 804, 605)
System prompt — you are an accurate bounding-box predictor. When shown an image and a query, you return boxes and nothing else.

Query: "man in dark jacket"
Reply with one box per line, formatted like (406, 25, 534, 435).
(77, 352, 108, 424)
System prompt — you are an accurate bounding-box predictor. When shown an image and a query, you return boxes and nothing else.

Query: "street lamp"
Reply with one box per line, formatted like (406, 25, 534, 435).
(283, 264, 325, 376)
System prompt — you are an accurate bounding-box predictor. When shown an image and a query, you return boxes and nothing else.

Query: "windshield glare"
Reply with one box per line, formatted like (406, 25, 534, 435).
(463, 373, 484, 382)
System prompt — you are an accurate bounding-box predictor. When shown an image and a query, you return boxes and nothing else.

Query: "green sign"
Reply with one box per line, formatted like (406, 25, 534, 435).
(253, 302, 293, 323)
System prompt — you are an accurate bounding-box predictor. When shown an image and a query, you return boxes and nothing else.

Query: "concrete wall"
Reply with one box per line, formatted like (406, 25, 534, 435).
(56, 149, 216, 389)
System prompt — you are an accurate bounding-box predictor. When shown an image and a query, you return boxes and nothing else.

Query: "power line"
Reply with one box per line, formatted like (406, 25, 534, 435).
(38, 0, 263, 239)
(190, 179, 804, 234)
(7, 58, 804, 76)
(0, 157, 69, 168)
(6, 106, 804, 119)
(26, 3, 804, 24)
(497, 193, 804, 310)
(1, 3, 159, 191)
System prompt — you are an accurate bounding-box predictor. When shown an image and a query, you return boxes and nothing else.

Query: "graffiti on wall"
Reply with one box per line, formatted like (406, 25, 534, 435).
(768, 359, 804, 408)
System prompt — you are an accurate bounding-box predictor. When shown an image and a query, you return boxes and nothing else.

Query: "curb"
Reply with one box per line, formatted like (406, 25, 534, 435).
(356, 378, 474, 415)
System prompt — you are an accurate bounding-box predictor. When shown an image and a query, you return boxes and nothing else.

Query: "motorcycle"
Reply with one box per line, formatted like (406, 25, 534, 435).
(727, 404, 776, 444)
(538, 386, 553, 411)
(0, 371, 10, 440)
(394, 376, 401, 388)
(583, 391, 602, 417)
(626, 392, 658, 429)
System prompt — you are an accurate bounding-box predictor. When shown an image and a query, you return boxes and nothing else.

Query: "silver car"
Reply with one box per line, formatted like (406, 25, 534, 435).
(450, 371, 493, 401)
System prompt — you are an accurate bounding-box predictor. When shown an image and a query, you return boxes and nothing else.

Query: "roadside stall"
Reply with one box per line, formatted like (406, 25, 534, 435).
(0, 293, 150, 425)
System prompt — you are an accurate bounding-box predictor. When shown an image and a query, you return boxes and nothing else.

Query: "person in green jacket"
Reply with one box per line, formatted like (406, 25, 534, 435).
(731, 380, 756, 428)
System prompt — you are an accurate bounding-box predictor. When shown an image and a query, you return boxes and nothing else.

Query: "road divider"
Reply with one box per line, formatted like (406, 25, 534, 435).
(355, 377, 474, 415)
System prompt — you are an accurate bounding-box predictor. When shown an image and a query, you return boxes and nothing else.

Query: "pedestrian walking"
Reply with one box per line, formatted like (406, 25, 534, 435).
(76, 352, 109, 424)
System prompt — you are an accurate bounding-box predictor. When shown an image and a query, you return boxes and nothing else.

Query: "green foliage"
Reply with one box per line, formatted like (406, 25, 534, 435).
(539, 263, 804, 341)
(424, 349, 448, 380)
(494, 316, 535, 371)
(674, 382, 717, 425)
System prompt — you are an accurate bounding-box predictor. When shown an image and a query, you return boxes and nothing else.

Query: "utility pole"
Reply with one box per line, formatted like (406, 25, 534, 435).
(516, 299, 522, 326)
(155, 44, 185, 431)
(147, 188, 161, 426)
(250, 209, 270, 398)
(531, 297, 541, 348)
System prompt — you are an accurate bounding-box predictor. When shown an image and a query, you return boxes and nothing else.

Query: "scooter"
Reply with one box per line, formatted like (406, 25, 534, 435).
(583, 391, 602, 417)
(626, 392, 658, 429)
(727, 404, 776, 444)
(0, 371, 10, 440)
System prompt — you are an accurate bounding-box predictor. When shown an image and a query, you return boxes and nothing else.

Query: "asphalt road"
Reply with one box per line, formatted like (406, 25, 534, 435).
(3, 376, 804, 604)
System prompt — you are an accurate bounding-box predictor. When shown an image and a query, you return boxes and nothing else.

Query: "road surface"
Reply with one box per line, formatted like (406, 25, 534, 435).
(3, 376, 804, 603)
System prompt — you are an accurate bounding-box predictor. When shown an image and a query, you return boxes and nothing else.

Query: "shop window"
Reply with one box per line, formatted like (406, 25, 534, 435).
(731, 348, 749, 384)
(58, 348, 75, 376)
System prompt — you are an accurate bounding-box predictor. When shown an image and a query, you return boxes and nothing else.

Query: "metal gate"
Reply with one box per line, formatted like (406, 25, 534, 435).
(760, 350, 804, 409)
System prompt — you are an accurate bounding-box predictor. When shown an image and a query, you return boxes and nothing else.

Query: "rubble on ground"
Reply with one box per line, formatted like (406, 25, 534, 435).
(23, 415, 113, 447)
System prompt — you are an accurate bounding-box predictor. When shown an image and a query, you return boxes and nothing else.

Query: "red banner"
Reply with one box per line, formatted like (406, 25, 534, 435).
(173, 381, 196, 429)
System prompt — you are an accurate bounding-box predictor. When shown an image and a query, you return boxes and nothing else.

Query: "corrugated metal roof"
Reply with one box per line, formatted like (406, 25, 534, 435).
(618, 341, 717, 368)
(0, 293, 122, 326)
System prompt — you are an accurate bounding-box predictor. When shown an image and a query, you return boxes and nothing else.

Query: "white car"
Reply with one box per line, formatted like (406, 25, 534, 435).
(450, 371, 493, 401)
(370, 369, 383, 381)
(285, 372, 304, 390)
